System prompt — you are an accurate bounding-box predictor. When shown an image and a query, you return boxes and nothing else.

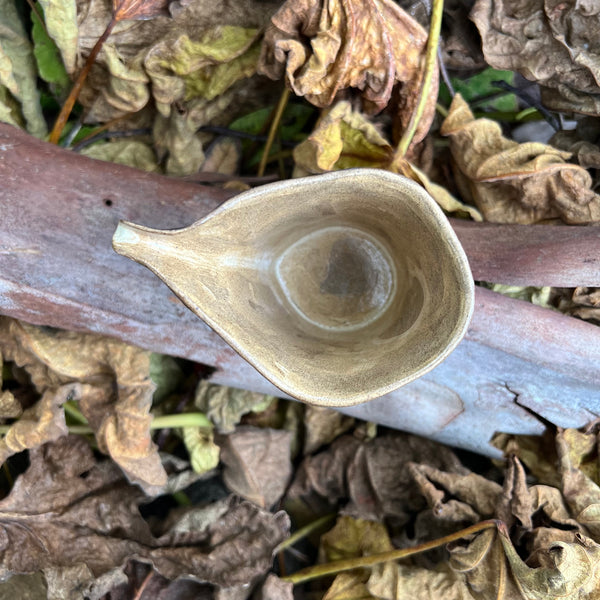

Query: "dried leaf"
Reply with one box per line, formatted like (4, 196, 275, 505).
(0, 355, 21, 419)
(498, 524, 600, 600)
(491, 431, 561, 488)
(293, 101, 393, 173)
(441, 94, 600, 224)
(201, 137, 241, 175)
(0, 573, 47, 600)
(182, 425, 220, 475)
(0, 390, 21, 419)
(447, 527, 522, 600)
(293, 101, 482, 219)
(0, 385, 70, 464)
(149, 353, 183, 403)
(393, 158, 483, 221)
(321, 516, 393, 562)
(367, 561, 472, 600)
(487, 285, 553, 308)
(219, 426, 293, 508)
(44, 564, 98, 600)
(112, 0, 170, 21)
(258, 0, 438, 143)
(93, 43, 151, 118)
(195, 380, 275, 434)
(80, 139, 159, 171)
(346, 435, 467, 523)
(0, 318, 166, 494)
(144, 26, 260, 113)
(0, 87, 20, 128)
(0, 0, 46, 137)
(285, 435, 361, 523)
(554, 287, 600, 325)
(0, 436, 289, 589)
(38, 0, 78, 74)
(320, 517, 394, 600)
(471, 0, 600, 114)
(303, 406, 354, 455)
(152, 109, 206, 175)
(286, 433, 467, 527)
(556, 428, 600, 539)
(70, 0, 279, 173)
(440, 0, 485, 72)
(409, 463, 498, 532)
(83, 561, 212, 600)
(322, 571, 373, 600)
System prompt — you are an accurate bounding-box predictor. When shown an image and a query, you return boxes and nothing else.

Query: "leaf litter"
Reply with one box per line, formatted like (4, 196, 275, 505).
(3, 315, 600, 597)
(3, 0, 600, 597)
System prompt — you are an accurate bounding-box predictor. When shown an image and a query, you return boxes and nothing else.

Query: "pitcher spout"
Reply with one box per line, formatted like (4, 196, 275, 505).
(113, 220, 201, 271)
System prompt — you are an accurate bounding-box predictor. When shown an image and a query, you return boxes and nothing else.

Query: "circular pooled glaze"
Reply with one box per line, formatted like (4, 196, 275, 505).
(112, 169, 474, 406)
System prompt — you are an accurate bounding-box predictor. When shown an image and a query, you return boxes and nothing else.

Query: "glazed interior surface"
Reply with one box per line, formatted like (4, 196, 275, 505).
(180, 171, 472, 403)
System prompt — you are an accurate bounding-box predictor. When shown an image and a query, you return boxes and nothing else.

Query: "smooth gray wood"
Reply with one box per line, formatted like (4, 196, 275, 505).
(1, 123, 599, 456)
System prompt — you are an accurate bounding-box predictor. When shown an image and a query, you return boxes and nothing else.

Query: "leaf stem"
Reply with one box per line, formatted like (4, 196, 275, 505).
(48, 16, 117, 144)
(257, 87, 290, 176)
(282, 519, 500, 585)
(275, 513, 336, 554)
(394, 0, 444, 158)
(0, 412, 212, 436)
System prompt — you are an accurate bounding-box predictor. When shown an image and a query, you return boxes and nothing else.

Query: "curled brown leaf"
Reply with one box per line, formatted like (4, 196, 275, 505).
(0, 436, 289, 592)
(0, 318, 165, 494)
(471, 0, 600, 114)
(441, 94, 600, 224)
(259, 0, 438, 144)
(219, 426, 293, 508)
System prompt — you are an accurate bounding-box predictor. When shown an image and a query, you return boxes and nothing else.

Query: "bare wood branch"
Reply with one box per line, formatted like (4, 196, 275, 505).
(1, 123, 599, 455)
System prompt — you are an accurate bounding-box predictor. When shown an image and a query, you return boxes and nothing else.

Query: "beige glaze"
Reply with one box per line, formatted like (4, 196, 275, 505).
(112, 169, 474, 406)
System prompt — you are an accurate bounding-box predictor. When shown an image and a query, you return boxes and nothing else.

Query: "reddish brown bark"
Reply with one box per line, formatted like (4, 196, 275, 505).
(1, 123, 599, 455)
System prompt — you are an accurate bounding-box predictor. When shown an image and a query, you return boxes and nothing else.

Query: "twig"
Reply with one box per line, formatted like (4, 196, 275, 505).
(257, 87, 290, 177)
(49, 16, 117, 144)
(283, 519, 500, 585)
(132, 569, 154, 600)
(72, 128, 152, 152)
(26, 0, 50, 41)
(198, 125, 296, 147)
(438, 46, 454, 97)
(394, 0, 444, 158)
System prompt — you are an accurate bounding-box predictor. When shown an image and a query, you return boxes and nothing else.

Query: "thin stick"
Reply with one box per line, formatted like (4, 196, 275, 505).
(283, 519, 499, 585)
(394, 0, 444, 158)
(275, 514, 336, 554)
(257, 87, 290, 177)
(49, 17, 117, 144)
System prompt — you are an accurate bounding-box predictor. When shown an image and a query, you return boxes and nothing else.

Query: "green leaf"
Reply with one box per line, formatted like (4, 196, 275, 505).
(0, 0, 46, 137)
(149, 353, 184, 403)
(38, 0, 78, 74)
(182, 425, 220, 475)
(31, 3, 70, 94)
(230, 102, 314, 142)
(439, 67, 517, 113)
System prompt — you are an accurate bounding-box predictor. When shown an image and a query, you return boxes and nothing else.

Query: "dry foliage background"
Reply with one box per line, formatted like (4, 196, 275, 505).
(1, 0, 600, 598)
